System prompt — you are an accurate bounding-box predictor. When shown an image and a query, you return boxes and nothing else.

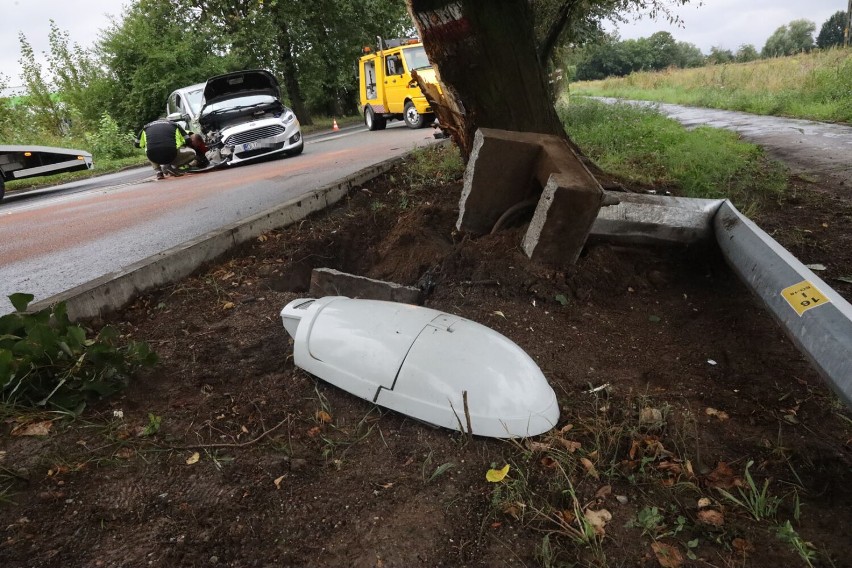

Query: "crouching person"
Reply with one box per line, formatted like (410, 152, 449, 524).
(138, 117, 197, 179)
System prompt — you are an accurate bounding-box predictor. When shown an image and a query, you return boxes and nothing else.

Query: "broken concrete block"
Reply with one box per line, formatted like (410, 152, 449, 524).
(457, 127, 604, 265)
(309, 268, 421, 305)
(522, 173, 604, 265)
(457, 129, 544, 234)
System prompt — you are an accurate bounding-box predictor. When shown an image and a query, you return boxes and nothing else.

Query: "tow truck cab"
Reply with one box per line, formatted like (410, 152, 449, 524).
(0, 146, 94, 201)
(358, 38, 440, 131)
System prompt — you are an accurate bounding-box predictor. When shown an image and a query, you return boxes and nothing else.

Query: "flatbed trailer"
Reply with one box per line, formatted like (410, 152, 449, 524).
(0, 145, 94, 201)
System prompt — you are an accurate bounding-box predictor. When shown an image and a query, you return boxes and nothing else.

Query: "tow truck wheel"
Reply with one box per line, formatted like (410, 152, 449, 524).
(365, 106, 386, 131)
(404, 101, 425, 129)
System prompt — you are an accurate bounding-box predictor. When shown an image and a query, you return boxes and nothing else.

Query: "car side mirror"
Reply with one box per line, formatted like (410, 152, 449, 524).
(166, 112, 184, 122)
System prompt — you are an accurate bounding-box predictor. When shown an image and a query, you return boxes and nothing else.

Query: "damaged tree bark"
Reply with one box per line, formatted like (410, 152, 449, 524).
(406, 0, 579, 161)
(406, 0, 605, 266)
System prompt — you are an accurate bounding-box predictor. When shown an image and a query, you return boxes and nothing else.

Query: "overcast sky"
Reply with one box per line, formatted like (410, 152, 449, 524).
(0, 0, 848, 93)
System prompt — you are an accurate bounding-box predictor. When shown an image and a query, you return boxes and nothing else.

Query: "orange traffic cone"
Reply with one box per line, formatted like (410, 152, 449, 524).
(332, 119, 340, 132)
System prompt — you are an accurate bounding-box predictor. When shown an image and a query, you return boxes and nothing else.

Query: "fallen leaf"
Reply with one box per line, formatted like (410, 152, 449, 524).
(556, 438, 582, 453)
(222, 301, 235, 310)
(502, 501, 525, 519)
(554, 294, 569, 306)
(640, 407, 663, 426)
(697, 509, 724, 527)
(492, 310, 506, 319)
(732, 537, 754, 557)
(306, 426, 321, 437)
(11, 420, 53, 437)
(697, 497, 712, 508)
(540, 456, 558, 469)
(651, 542, 684, 568)
(583, 508, 612, 536)
(705, 461, 742, 489)
(556, 509, 576, 524)
(526, 440, 551, 453)
(805, 263, 826, 271)
(705, 407, 730, 421)
(486, 464, 510, 482)
(836, 276, 852, 284)
(580, 457, 599, 479)
(114, 447, 135, 460)
(316, 410, 332, 424)
(273, 475, 285, 489)
(186, 452, 200, 465)
(490, 521, 502, 529)
(559, 423, 574, 434)
(595, 485, 612, 499)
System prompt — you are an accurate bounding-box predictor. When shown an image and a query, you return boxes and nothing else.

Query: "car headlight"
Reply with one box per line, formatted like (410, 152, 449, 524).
(283, 111, 296, 124)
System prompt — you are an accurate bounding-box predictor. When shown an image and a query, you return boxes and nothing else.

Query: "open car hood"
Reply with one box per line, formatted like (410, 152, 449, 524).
(202, 70, 280, 107)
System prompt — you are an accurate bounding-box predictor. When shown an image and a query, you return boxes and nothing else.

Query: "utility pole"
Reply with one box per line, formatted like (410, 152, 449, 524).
(846, 0, 852, 47)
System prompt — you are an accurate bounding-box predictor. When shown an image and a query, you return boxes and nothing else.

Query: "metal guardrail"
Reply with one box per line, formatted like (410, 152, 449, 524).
(590, 192, 852, 408)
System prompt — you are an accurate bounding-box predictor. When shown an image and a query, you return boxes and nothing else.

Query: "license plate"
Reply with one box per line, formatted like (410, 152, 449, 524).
(242, 142, 260, 152)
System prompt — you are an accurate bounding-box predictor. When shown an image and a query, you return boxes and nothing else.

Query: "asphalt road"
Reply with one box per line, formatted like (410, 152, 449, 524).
(597, 97, 852, 187)
(0, 123, 438, 312)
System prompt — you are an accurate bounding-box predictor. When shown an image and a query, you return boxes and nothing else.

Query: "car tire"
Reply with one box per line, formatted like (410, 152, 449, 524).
(0, 176, 5, 202)
(365, 106, 386, 131)
(403, 101, 425, 129)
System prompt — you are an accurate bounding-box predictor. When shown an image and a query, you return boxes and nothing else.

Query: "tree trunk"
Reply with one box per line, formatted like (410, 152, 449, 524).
(276, 18, 313, 126)
(406, 0, 568, 161)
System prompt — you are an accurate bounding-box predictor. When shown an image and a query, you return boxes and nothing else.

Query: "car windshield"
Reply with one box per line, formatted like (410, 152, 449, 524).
(184, 89, 204, 115)
(402, 46, 431, 71)
(201, 94, 277, 116)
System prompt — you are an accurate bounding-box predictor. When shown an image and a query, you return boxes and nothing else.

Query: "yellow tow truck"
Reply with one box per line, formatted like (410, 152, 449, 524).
(358, 38, 440, 131)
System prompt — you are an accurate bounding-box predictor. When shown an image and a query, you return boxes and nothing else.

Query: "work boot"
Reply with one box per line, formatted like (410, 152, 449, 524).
(156, 170, 165, 180)
(165, 165, 184, 177)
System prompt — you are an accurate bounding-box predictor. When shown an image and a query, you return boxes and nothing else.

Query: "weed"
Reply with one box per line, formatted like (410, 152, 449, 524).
(630, 506, 665, 538)
(716, 460, 781, 521)
(0, 293, 157, 409)
(420, 449, 456, 485)
(141, 413, 162, 437)
(776, 520, 817, 567)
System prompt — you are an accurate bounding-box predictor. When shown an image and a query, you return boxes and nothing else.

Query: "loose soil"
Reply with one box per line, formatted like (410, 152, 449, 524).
(1, 144, 851, 568)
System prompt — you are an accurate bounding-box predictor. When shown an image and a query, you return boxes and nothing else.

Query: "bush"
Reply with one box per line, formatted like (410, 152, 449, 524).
(85, 112, 138, 160)
(0, 293, 157, 410)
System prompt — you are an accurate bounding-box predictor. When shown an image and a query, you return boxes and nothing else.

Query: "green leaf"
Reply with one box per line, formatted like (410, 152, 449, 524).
(9, 293, 35, 312)
(554, 294, 569, 306)
(648, 315, 661, 323)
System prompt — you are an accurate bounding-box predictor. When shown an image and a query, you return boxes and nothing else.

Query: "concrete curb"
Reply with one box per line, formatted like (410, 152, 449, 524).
(30, 153, 412, 320)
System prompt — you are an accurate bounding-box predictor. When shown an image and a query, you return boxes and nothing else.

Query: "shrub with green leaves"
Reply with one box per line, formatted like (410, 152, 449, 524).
(84, 112, 138, 160)
(0, 293, 157, 410)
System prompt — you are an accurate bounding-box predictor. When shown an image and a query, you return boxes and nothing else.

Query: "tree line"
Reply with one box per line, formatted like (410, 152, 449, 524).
(571, 11, 849, 81)
(0, 0, 736, 155)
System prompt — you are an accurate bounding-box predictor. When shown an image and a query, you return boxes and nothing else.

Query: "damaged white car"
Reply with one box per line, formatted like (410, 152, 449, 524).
(165, 69, 303, 167)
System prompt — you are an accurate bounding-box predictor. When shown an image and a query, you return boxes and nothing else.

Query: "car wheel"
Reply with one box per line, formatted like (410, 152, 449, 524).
(404, 101, 425, 129)
(365, 106, 386, 131)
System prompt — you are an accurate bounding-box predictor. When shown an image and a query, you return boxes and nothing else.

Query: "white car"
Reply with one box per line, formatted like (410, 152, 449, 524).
(165, 69, 303, 166)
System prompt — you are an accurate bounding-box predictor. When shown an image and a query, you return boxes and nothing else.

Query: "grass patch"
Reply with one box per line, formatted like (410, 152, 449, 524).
(559, 97, 787, 213)
(570, 47, 852, 124)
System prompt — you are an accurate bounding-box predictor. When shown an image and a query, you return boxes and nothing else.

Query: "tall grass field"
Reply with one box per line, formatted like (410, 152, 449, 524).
(570, 48, 852, 124)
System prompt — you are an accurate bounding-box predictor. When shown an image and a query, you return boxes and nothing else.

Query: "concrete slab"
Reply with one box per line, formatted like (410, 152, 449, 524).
(457, 128, 603, 264)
